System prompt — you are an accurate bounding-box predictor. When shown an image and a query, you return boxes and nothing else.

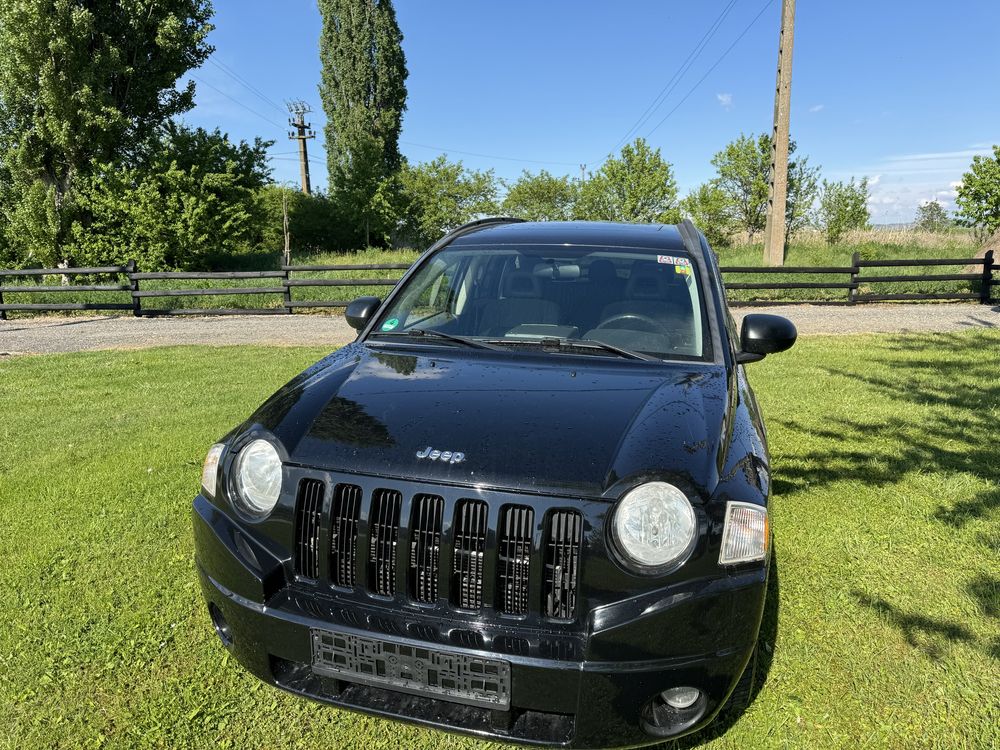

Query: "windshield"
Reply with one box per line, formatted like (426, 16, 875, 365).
(370, 243, 711, 361)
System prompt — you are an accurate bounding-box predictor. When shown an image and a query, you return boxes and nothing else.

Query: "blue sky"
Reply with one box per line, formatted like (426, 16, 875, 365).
(182, 0, 1000, 224)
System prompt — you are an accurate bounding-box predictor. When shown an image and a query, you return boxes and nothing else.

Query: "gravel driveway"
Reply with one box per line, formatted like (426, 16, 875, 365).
(1, 304, 998, 356)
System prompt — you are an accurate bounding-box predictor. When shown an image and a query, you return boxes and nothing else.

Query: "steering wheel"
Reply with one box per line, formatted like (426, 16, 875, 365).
(595, 313, 662, 333)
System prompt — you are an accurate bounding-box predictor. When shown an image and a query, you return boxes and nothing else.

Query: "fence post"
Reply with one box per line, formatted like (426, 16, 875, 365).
(982, 249, 995, 305)
(282, 267, 293, 314)
(0, 285, 5, 321)
(848, 251, 860, 304)
(126, 260, 141, 317)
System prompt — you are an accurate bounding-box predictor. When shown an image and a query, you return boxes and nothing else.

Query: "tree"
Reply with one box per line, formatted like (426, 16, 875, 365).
(318, 0, 408, 247)
(0, 0, 214, 266)
(258, 186, 344, 256)
(955, 145, 1000, 239)
(397, 155, 498, 247)
(711, 134, 770, 239)
(710, 132, 820, 240)
(785, 154, 821, 237)
(67, 125, 271, 270)
(576, 139, 679, 223)
(816, 177, 870, 244)
(501, 170, 578, 221)
(680, 183, 734, 248)
(914, 200, 951, 233)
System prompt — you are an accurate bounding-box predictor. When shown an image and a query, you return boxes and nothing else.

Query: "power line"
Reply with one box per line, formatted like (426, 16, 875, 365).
(207, 58, 286, 114)
(400, 140, 580, 167)
(191, 74, 286, 131)
(643, 0, 776, 138)
(609, 0, 740, 153)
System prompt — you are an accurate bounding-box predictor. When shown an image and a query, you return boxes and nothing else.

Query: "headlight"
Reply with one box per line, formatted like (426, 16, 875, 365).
(719, 502, 769, 565)
(611, 482, 698, 572)
(201, 443, 225, 498)
(233, 439, 283, 518)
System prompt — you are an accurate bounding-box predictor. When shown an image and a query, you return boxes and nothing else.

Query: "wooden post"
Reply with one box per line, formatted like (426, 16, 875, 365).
(982, 249, 995, 304)
(283, 267, 293, 314)
(0, 285, 6, 320)
(762, 0, 796, 267)
(848, 251, 860, 304)
(126, 260, 141, 317)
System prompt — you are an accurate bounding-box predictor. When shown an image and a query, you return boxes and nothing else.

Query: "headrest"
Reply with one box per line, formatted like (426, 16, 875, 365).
(588, 259, 617, 285)
(503, 271, 543, 299)
(625, 270, 669, 300)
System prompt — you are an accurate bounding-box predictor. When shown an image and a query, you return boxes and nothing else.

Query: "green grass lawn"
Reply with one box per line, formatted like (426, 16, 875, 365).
(1, 332, 998, 749)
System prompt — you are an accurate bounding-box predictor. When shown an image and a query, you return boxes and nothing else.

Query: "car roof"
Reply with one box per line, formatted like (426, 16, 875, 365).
(448, 220, 689, 252)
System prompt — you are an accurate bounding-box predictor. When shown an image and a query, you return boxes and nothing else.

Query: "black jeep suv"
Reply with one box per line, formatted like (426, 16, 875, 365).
(193, 219, 796, 747)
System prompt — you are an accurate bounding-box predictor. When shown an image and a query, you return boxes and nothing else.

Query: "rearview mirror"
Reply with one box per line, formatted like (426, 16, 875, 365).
(345, 296, 382, 331)
(737, 314, 797, 363)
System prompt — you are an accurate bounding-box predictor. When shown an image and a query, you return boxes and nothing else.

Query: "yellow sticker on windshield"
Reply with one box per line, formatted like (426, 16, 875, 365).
(674, 264, 692, 276)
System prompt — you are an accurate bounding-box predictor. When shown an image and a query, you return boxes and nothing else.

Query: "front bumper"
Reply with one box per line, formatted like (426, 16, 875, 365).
(194, 494, 767, 748)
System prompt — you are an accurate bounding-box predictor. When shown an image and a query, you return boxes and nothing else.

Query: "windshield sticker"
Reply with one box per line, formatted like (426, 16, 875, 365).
(674, 264, 692, 276)
(381, 318, 399, 331)
(657, 255, 691, 266)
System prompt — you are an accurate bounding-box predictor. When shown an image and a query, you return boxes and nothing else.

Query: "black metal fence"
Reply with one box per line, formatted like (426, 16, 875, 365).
(0, 251, 995, 320)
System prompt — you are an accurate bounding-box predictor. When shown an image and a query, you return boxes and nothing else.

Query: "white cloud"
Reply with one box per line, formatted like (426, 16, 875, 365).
(808, 104, 825, 113)
(828, 143, 997, 221)
(716, 93, 733, 110)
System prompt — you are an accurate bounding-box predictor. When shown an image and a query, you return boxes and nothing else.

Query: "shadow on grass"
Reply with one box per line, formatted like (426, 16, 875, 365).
(772, 333, 1000, 665)
(852, 590, 977, 660)
(771, 333, 999, 529)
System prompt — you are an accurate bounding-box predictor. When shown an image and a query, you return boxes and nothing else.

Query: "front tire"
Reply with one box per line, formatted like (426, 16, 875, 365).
(724, 643, 758, 716)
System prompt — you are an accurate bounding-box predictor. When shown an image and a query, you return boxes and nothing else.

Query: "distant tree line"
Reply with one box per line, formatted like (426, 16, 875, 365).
(0, 0, 995, 273)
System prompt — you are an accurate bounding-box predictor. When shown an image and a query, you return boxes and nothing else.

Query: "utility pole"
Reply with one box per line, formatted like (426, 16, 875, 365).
(287, 100, 316, 196)
(579, 164, 586, 184)
(762, 0, 796, 266)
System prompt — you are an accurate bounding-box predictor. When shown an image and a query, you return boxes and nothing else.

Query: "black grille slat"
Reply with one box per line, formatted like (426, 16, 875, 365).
(452, 500, 488, 609)
(330, 483, 362, 588)
(409, 494, 444, 603)
(368, 489, 402, 596)
(498, 505, 534, 615)
(543, 510, 583, 620)
(294, 479, 325, 579)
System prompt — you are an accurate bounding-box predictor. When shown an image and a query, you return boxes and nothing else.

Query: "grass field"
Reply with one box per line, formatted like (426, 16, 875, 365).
(1, 333, 998, 749)
(0, 228, 989, 315)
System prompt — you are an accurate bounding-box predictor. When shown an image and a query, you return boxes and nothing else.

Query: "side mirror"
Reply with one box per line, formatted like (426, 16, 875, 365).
(737, 314, 797, 363)
(345, 296, 382, 331)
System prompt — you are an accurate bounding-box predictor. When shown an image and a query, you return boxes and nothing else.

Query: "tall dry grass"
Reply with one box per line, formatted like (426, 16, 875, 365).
(730, 226, 978, 250)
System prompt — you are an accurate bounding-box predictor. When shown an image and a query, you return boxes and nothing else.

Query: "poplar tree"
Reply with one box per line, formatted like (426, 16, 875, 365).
(318, 0, 407, 247)
(0, 0, 214, 266)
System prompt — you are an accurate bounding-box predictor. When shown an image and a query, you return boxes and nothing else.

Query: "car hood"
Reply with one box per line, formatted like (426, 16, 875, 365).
(250, 343, 731, 499)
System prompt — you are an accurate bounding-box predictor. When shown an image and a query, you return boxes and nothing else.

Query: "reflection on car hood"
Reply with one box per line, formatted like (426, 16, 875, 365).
(250, 343, 731, 499)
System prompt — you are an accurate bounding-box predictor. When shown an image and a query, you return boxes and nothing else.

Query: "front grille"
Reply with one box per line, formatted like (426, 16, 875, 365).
(452, 500, 488, 609)
(368, 489, 402, 596)
(330, 484, 362, 587)
(409, 494, 444, 603)
(497, 505, 534, 616)
(295, 476, 584, 621)
(543, 510, 583, 620)
(294, 479, 325, 579)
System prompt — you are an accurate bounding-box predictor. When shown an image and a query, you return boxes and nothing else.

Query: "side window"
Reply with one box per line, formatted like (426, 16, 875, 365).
(401, 257, 465, 327)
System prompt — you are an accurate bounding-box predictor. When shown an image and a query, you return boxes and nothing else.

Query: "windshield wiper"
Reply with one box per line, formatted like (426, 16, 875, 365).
(370, 328, 502, 351)
(488, 336, 660, 362)
(558, 338, 661, 362)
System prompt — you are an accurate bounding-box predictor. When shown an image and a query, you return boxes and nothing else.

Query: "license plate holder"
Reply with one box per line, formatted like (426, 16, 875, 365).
(310, 628, 511, 710)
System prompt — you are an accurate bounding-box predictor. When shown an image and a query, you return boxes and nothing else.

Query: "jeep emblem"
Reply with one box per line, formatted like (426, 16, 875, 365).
(415, 446, 465, 464)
